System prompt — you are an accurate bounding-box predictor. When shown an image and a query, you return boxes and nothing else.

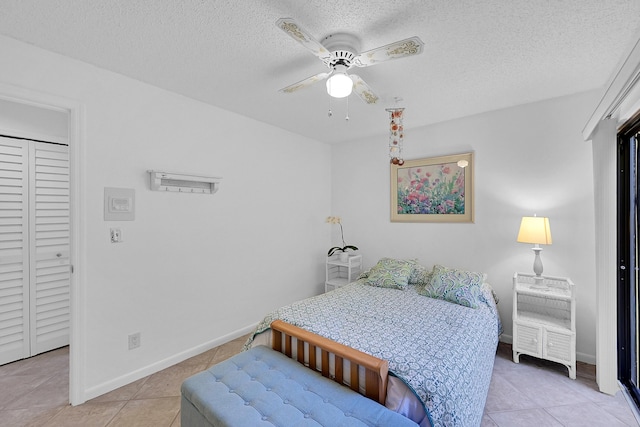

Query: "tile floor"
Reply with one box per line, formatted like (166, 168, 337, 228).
(0, 339, 636, 426)
(484, 344, 637, 426)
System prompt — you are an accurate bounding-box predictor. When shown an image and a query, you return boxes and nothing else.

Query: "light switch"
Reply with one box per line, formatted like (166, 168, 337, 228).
(110, 228, 122, 243)
(104, 188, 135, 221)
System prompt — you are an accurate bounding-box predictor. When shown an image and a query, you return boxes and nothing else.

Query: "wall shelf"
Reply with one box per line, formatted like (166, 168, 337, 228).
(147, 170, 222, 194)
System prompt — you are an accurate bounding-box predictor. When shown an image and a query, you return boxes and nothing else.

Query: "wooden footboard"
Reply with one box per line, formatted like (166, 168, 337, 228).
(270, 320, 388, 405)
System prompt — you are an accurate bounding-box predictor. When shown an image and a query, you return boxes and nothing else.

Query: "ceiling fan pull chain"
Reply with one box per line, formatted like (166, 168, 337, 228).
(328, 95, 333, 117)
(345, 96, 350, 121)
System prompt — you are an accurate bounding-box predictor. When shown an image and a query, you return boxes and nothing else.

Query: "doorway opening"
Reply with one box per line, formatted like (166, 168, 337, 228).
(0, 87, 84, 406)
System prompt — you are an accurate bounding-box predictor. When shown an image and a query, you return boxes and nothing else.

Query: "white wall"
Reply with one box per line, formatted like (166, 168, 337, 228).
(0, 97, 68, 141)
(0, 35, 331, 400)
(331, 91, 599, 362)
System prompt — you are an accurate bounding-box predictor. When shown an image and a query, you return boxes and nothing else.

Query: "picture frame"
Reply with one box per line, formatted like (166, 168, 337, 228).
(390, 152, 474, 223)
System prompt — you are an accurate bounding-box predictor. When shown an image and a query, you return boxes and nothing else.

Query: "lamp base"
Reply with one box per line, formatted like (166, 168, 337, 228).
(532, 246, 543, 274)
(529, 246, 549, 289)
(529, 275, 549, 290)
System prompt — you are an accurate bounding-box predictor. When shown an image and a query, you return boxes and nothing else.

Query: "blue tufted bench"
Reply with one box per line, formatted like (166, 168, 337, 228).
(181, 321, 419, 427)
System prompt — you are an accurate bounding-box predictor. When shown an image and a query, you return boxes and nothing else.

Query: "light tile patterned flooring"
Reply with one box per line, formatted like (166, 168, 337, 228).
(484, 344, 637, 426)
(0, 339, 636, 426)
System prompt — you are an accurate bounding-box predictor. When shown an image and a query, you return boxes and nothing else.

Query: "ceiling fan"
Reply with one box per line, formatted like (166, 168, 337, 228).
(276, 18, 424, 105)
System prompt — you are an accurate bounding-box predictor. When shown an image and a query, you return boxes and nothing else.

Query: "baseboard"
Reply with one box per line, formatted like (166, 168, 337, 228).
(500, 334, 513, 344)
(577, 351, 596, 365)
(82, 322, 257, 403)
(499, 334, 596, 365)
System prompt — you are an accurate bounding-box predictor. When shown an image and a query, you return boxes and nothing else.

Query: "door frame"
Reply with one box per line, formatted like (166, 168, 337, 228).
(0, 83, 85, 405)
(584, 33, 640, 395)
(618, 114, 640, 413)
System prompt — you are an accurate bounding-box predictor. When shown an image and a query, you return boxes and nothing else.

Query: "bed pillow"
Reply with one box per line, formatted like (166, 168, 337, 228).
(364, 258, 414, 289)
(408, 263, 433, 286)
(419, 264, 486, 308)
(357, 268, 371, 280)
(482, 281, 500, 305)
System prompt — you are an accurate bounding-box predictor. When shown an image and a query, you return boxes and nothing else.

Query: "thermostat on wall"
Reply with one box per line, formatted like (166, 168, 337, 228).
(104, 187, 135, 221)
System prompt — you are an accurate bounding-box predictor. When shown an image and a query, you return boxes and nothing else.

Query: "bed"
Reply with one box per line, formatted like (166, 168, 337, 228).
(244, 260, 502, 427)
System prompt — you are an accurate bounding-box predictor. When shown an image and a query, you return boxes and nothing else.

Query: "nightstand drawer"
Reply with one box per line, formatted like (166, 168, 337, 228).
(514, 323, 542, 356)
(544, 330, 573, 362)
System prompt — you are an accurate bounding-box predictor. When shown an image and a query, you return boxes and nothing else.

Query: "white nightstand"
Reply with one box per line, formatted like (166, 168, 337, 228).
(325, 254, 362, 292)
(512, 272, 576, 379)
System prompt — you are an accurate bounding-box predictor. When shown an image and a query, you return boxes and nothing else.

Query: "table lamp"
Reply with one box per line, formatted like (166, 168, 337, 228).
(517, 216, 552, 289)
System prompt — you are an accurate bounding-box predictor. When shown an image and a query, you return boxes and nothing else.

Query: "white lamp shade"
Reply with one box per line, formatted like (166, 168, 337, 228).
(517, 216, 552, 245)
(326, 73, 353, 98)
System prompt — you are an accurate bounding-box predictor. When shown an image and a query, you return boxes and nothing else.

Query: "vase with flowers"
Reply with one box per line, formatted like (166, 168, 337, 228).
(326, 216, 358, 262)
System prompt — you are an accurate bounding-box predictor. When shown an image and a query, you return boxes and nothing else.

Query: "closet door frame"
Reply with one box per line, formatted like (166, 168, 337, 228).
(0, 84, 85, 406)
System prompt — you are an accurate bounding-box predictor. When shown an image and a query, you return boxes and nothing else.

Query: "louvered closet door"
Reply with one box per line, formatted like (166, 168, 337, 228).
(0, 138, 30, 365)
(0, 137, 69, 365)
(29, 142, 70, 355)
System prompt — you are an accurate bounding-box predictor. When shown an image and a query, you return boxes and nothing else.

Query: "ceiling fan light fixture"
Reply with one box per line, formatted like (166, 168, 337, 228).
(326, 72, 353, 98)
(276, 19, 424, 106)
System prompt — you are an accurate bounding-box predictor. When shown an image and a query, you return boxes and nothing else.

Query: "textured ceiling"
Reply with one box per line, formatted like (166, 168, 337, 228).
(0, 0, 639, 144)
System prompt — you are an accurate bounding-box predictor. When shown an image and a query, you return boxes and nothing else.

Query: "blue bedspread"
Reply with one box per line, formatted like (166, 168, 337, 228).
(245, 281, 501, 427)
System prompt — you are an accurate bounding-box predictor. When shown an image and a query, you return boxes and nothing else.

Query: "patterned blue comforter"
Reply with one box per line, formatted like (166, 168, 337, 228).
(245, 281, 501, 427)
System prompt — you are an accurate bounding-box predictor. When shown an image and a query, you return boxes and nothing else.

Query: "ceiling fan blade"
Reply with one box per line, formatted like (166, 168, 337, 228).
(353, 36, 424, 67)
(350, 74, 380, 105)
(276, 18, 332, 63)
(279, 71, 331, 94)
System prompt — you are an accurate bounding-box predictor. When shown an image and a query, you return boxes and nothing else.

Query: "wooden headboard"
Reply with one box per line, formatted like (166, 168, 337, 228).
(270, 320, 388, 405)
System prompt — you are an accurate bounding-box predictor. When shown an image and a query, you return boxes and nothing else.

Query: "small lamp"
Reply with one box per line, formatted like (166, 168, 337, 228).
(326, 65, 353, 98)
(517, 216, 552, 288)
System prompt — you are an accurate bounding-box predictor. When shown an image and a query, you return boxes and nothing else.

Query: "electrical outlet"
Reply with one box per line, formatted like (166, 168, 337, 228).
(110, 228, 122, 243)
(128, 332, 141, 350)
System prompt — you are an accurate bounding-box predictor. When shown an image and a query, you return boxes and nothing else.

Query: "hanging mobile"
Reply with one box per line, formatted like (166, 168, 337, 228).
(386, 104, 404, 164)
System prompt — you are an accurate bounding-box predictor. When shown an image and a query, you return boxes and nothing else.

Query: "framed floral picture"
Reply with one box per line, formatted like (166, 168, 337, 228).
(390, 152, 474, 223)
